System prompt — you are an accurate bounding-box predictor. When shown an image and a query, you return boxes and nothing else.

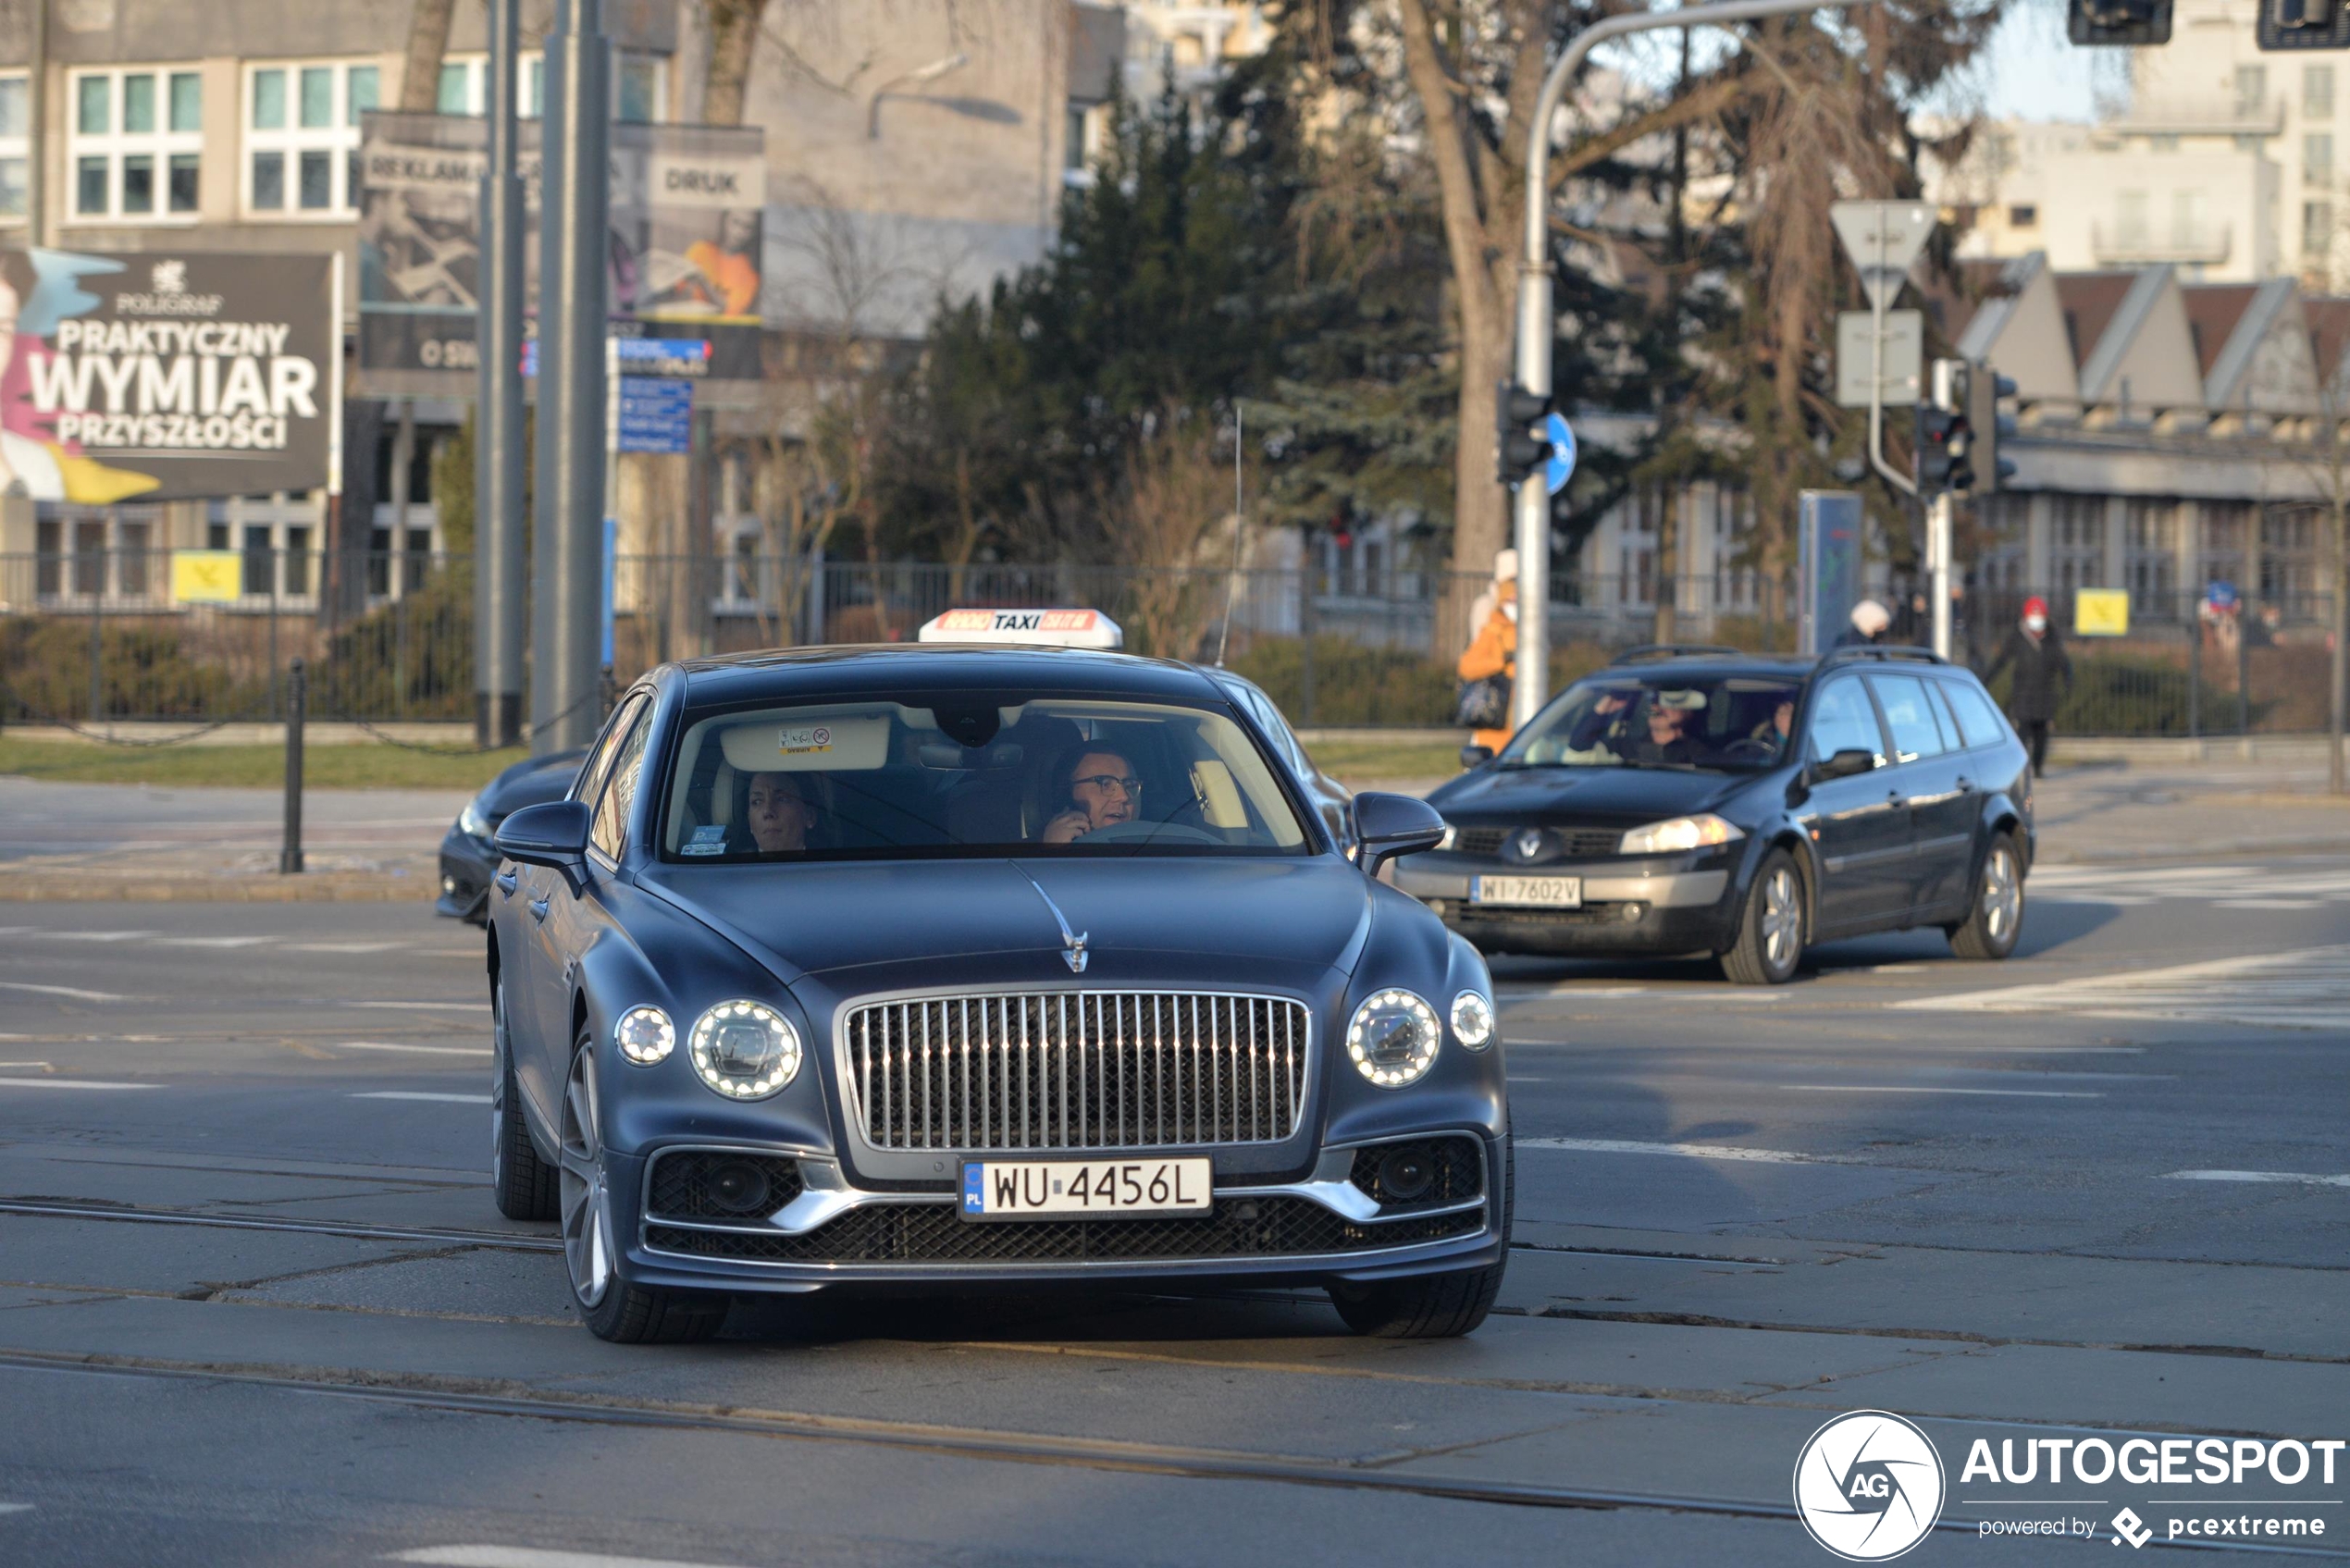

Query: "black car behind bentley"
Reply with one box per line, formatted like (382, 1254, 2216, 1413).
(1395, 646, 2034, 983)
(486, 645, 1507, 1343)
(438, 747, 588, 922)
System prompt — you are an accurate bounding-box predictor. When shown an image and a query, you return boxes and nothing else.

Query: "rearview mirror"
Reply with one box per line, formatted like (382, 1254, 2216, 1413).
(494, 799, 592, 868)
(1354, 792, 1446, 877)
(1459, 744, 1495, 770)
(1811, 747, 1877, 782)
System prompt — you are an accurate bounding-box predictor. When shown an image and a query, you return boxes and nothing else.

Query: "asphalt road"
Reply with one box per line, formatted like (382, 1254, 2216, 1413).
(0, 851, 2345, 1566)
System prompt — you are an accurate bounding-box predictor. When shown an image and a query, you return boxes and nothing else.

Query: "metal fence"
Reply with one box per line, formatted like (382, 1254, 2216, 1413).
(0, 547, 2335, 737)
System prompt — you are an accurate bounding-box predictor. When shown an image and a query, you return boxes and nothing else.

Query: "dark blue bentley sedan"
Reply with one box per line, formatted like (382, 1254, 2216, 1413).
(487, 644, 1508, 1343)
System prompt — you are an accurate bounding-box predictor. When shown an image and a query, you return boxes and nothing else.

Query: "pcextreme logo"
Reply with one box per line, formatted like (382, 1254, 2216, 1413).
(1793, 1410, 1948, 1562)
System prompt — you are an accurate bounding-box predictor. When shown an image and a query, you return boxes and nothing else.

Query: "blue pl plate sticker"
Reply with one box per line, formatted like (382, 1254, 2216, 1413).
(681, 824, 728, 857)
(962, 1164, 984, 1215)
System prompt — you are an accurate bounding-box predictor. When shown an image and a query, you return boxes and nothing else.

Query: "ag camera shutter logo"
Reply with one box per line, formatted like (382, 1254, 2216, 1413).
(1793, 1410, 1947, 1561)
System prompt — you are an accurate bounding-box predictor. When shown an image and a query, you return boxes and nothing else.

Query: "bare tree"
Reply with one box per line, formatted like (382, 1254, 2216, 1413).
(400, 0, 460, 112)
(1104, 414, 1243, 659)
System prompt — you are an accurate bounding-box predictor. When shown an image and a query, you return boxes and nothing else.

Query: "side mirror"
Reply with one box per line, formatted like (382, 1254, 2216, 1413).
(494, 799, 593, 868)
(1810, 747, 1877, 783)
(1459, 744, 1495, 770)
(1354, 792, 1446, 876)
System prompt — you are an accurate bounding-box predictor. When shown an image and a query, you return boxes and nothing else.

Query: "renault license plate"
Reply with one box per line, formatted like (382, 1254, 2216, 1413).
(960, 1157, 1212, 1220)
(1472, 874, 1582, 907)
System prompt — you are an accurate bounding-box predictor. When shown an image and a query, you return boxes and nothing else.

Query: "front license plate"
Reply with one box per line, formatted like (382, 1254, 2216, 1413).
(960, 1157, 1213, 1220)
(1473, 874, 1582, 907)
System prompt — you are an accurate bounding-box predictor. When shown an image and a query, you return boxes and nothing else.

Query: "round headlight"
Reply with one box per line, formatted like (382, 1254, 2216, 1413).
(1347, 989, 1441, 1088)
(613, 1005, 674, 1066)
(1450, 991, 1495, 1050)
(686, 1000, 800, 1100)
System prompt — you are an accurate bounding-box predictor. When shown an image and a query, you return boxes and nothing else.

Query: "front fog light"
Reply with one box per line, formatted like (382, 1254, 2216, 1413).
(613, 1005, 674, 1066)
(1348, 989, 1440, 1088)
(688, 1000, 800, 1100)
(1450, 991, 1495, 1050)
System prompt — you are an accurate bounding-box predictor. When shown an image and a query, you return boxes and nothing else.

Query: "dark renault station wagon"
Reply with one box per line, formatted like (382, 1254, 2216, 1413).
(1395, 647, 2035, 984)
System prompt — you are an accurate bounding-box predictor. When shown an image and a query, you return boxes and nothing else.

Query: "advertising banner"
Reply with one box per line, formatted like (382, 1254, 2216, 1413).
(2075, 586, 2131, 636)
(356, 112, 765, 381)
(1797, 490, 1865, 657)
(0, 248, 334, 503)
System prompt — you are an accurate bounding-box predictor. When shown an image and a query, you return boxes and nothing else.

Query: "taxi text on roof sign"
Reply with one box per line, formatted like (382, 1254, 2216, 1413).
(916, 608, 1125, 649)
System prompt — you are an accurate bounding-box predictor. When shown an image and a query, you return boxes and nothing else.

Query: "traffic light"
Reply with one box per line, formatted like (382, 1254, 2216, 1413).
(1915, 359, 1971, 495)
(1967, 367, 2019, 493)
(2067, 0, 2172, 44)
(2258, 0, 2350, 49)
(1494, 382, 1551, 488)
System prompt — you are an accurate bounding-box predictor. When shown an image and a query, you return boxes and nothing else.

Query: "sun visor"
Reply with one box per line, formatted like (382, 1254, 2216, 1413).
(718, 716, 891, 772)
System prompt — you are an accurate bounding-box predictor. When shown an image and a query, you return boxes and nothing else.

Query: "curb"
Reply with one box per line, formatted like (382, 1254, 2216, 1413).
(0, 874, 429, 903)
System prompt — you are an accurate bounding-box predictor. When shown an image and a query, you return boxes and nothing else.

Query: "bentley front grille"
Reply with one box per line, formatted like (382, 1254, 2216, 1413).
(842, 992, 1309, 1152)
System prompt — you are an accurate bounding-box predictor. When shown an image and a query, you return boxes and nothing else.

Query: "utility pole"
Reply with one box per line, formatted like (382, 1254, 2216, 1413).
(532, 0, 612, 754)
(476, 0, 527, 747)
(1505, 0, 1879, 729)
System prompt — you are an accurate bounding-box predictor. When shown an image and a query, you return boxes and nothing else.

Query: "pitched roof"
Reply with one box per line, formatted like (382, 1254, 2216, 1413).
(2054, 272, 2137, 373)
(2181, 284, 2258, 379)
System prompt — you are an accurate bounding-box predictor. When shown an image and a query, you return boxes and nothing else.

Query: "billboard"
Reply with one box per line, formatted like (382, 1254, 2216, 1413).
(356, 112, 765, 380)
(0, 248, 335, 503)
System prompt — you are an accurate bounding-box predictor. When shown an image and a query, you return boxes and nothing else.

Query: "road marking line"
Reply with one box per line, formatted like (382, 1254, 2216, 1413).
(0, 1063, 53, 1072)
(351, 1092, 491, 1105)
(0, 1502, 29, 1513)
(152, 936, 275, 948)
(0, 1078, 159, 1092)
(1515, 1137, 1863, 1166)
(0, 981, 127, 1002)
(2163, 1169, 2350, 1188)
(1894, 945, 2350, 1031)
(289, 942, 403, 954)
(1785, 1084, 2103, 1099)
(349, 1002, 492, 1013)
(390, 1549, 749, 1568)
(339, 1043, 490, 1059)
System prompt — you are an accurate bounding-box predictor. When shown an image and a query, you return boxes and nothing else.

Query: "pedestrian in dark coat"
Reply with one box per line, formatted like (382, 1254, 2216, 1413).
(1984, 594, 2072, 777)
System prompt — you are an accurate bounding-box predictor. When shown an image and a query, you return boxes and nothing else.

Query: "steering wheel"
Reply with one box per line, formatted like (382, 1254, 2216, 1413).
(1076, 820, 1224, 846)
(1721, 736, 1779, 760)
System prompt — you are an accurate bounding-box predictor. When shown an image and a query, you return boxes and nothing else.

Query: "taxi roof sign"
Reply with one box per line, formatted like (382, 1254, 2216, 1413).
(916, 608, 1124, 649)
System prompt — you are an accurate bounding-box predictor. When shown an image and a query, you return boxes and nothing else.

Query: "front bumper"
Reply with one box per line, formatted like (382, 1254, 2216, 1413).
(437, 829, 495, 921)
(611, 1131, 1507, 1293)
(1394, 855, 1738, 955)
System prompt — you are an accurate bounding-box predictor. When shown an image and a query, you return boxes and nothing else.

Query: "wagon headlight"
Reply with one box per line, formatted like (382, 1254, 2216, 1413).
(1619, 813, 1744, 856)
(686, 1000, 800, 1100)
(458, 792, 492, 839)
(1450, 991, 1495, 1051)
(1348, 988, 1441, 1088)
(613, 1005, 674, 1066)
(1435, 824, 1457, 851)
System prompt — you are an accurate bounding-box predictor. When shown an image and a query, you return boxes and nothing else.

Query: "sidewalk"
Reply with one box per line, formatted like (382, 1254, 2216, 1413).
(0, 754, 2343, 902)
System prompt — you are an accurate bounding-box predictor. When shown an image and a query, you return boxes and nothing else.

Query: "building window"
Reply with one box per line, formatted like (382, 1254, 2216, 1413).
(440, 53, 618, 120)
(617, 53, 663, 123)
(0, 75, 28, 218)
(2116, 189, 2149, 248)
(2309, 64, 2336, 118)
(66, 67, 202, 220)
(2307, 132, 2334, 187)
(2008, 203, 2037, 228)
(246, 61, 377, 216)
(2237, 132, 2266, 153)
(2148, 133, 2179, 153)
(2306, 201, 2333, 254)
(2236, 64, 2269, 117)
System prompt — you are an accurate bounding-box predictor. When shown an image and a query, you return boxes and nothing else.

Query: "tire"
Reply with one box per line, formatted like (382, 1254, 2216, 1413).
(556, 1033, 727, 1345)
(490, 977, 558, 1222)
(1329, 1135, 1513, 1339)
(1721, 847, 1805, 985)
(1948, 832, 2025, 961)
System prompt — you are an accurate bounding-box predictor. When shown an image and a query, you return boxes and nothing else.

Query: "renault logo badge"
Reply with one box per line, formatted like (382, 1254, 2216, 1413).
(1508, 829, 1545, 863)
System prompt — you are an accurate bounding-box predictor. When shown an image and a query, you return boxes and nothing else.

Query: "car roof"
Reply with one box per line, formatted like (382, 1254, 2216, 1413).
(671, 642, 1227, 706)
(1585, 651, 1978, 683)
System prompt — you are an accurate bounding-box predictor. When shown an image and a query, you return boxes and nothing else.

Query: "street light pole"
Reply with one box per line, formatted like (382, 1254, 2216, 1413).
(476, 0, 526, 747)
(1509, 0, 1878, 730)
(532, 0, 612, 754)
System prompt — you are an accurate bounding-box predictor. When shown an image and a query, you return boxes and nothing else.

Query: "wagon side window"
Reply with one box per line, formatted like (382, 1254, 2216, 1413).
(590, 704, 652, 863)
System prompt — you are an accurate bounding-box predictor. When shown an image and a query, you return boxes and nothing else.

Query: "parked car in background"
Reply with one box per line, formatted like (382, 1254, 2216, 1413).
(438, 748, 588, 923)
(1395, 647, 2034, 983)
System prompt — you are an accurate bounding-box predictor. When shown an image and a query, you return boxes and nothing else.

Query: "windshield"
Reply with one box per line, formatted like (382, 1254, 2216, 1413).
(659, 694, 1312, 861)
(1502, 673, 1803, 772)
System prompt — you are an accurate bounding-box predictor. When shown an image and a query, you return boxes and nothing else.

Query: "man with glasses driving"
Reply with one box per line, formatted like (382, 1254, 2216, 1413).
(1040, 747, 1144, 844)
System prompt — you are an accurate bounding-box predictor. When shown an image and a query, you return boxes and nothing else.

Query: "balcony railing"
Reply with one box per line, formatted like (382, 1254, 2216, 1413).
(2092, 220, 2232, 265)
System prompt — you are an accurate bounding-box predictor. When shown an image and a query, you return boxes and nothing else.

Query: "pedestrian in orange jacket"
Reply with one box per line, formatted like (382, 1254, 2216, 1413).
(1458, 551, 1519, 756)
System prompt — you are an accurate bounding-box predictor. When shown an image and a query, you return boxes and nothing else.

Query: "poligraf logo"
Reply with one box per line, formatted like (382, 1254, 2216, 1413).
(1794, 1411, 1947, 1561)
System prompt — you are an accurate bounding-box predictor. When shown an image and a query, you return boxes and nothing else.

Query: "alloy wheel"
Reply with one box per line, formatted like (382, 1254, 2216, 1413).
(1760, 866, 1802, 971)
(558, 1047, 612, 1307)
(1981, 846, 2021, 942)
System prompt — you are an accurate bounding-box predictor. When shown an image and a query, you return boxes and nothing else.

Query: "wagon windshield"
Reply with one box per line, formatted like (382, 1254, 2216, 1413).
(1503, 673, 1804, 772)
(659, 694, 1313, 860)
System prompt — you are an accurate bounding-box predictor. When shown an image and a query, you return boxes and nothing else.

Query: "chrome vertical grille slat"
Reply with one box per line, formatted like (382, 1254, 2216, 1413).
(844, 991, 1310, 1152)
